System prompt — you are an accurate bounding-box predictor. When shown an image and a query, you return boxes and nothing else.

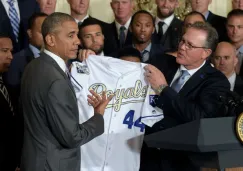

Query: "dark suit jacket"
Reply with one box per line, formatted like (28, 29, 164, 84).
(20, 52, 105, 171)
(0, 0, 39, 53)
(207, 11, 229, 42)
(0, 77, 15, 170)
(146, 43, 165, 64)
(5, 46, 34, 95)
(152, 16, 183, 52)
(234, 75, 243, 96)
(103, 21, 133, 55)
(141, 55, 230, 171)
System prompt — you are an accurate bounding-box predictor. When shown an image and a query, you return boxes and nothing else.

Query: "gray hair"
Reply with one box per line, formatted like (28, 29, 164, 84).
(42, 12, 75, 43)
(189, 21, 218, 52)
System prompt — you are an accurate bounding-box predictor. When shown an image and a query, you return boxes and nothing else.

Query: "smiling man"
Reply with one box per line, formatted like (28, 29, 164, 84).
(153, 0, 182, 52)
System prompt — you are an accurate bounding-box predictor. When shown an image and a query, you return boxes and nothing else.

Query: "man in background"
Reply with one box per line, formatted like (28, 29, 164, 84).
(0, 0, 40, 53)
(0, 33, 15, 171)
(153, 0, 182, 52)
(232, 0, 243, 10)
(191, 0, 228, 42)
(79, 18, 106, 56)
(212, 42, 243, 96)
(37, 0, 56, 15)
(104, 0, 134, 54)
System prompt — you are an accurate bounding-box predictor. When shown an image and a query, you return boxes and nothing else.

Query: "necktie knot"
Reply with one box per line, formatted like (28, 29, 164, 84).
(7, 0, 14, 6)
(120, 26, 126, 31)
(78, 21, 83, 27)
(180, 70, 190, 79)
(158, 21, 165, 28)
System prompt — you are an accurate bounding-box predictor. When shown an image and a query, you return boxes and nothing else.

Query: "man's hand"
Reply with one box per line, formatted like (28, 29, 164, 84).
(144, 64, 168, 90)
(88, 90, 114, 115)
(78, 49, 96, 61)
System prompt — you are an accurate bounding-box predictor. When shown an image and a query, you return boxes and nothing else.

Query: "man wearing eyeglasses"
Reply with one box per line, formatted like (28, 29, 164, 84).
(141, 22, 230, 171)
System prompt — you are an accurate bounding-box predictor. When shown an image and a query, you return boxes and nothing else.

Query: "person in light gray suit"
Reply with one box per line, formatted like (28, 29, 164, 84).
(20, 12, 113, 171)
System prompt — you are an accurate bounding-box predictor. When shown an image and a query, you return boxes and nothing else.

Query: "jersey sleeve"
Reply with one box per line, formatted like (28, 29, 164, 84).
(140, 86, 164, 127)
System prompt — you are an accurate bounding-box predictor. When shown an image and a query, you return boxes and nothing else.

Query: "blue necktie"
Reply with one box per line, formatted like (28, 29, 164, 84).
(171, 70, 190, 92)
(119, 26, 126, 48)
(7, 0, 19, 42)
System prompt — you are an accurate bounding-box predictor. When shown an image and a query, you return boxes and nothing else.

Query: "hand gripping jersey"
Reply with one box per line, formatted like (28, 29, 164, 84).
(71, 55, 163, 171)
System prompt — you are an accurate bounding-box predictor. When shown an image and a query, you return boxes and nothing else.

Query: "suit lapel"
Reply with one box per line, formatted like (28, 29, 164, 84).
(234, 75, 243, 92)
(26, 47, 35, 63)
(179, 62, 210, 96)
(40, 53, 76, 96)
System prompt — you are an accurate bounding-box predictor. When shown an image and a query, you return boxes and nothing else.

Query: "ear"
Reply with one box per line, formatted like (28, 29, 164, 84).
(152, 26, 155, 34)
(45, 34, 55, 47)
(27, 29, 32, 39)
(202, 48, 212, 60)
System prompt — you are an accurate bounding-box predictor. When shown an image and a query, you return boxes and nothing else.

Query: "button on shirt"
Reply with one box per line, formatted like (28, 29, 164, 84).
(170, 61, 206, 89)
(155, 14, 174, 35)
(1, 0, 20, 20)
(115, 17, 131, 40)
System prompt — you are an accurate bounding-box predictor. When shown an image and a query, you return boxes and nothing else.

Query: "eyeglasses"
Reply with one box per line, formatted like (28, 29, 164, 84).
(179, 39, 208, 50)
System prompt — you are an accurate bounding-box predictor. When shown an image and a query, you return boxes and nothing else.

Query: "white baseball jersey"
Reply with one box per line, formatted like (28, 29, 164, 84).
(71, 55, 163, 171)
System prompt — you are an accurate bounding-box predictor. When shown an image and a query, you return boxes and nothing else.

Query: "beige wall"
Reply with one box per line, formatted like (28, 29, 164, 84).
(55, 0, 232, 23)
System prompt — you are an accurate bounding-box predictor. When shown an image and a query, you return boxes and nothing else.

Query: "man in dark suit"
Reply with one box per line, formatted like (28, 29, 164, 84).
(103, 0, 134, 55)
(153, 0, 182, 53)
(0, 33, 16, 171)
(20, 12, 113, 171)
(129, 10, 164, 64)
(142, 22, 230, 171)
(212, 42, 243, 96)
(191, 0, 228, 42)
(0, 0, 40, 53)
(5, 12, 47, 97)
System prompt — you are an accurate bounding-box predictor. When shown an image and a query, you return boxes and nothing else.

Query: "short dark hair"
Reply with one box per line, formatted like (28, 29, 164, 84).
(79, 18, 103, 36)
(28, 12, 48, 29)
(227, 9, 243, 21)
(131, 10, 155, 26)
(0, 32, 11, 39)
(42, 12, 75, 43)
(188, 22, 218, 52)
(184, 11, 206, 23)
(117, 47, 142, 61)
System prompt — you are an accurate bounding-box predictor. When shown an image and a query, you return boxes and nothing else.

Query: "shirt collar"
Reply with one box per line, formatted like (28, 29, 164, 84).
(155, 14, 174, 27)
(180, 60, 206, 76)
(74, 14, 89, 23)
(142, 42, 152, 53)
(29, 44, 40, 58)
(44, 49, 67, 73)
(115, 17, 132, 31)
(228, 72, 236, 91)
(237, 45, 243, 55)
(204, 11, 210, 20)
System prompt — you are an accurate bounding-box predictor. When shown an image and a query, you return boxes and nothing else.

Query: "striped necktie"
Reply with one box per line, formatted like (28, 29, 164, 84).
(0, 76, 14, 115)
(7, 0, 20, 42)
(171, 70, 190, 93)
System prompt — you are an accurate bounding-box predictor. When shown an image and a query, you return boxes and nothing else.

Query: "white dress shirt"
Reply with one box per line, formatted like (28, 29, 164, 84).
(115, 17, 131, 40)
(74, 14, 89, 23)
(155, 14, 174, 35)
(228, 72, 236, 91)
(170, 61, 206, 89)
(1, 0, 20, 20)
(44, 49, 67, 74)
